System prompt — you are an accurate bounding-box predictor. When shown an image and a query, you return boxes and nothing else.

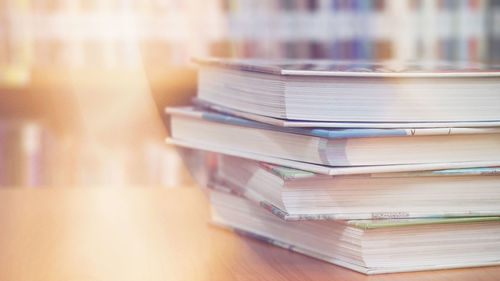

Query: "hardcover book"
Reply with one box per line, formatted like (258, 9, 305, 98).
(209, 189, 500, 274)
(195, 98, 500, 128)
(167, 106, 500, 167)
(194, 58, 500, 122)
(210, 153, 500, 220)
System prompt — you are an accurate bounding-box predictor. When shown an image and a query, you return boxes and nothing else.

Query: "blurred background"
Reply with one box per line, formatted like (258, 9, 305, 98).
(1, 0, 499, 188)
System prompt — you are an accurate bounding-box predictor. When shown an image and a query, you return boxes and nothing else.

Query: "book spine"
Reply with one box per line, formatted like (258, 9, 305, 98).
(22, 123, 43, 187)
(318, 139, 349, 166)
(0, 125, 4, 186)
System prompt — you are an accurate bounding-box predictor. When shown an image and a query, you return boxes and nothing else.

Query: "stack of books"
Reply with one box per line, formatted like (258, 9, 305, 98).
(167, 58, 500, 274)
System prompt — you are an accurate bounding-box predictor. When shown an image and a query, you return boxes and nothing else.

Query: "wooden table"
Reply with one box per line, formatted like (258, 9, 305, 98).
(1, 186, 499, 281)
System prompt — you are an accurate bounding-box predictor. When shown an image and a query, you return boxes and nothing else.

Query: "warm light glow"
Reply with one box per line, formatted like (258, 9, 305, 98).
(1, 0, 498, 187)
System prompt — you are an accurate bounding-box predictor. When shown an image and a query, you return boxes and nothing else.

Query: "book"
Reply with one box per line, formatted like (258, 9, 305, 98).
(210, 153, 500, 220)
(167, 106, 500, 167)
(209, 189, 500, 274)
(167, 137, 500, 175)
(194, 57, 500, 122)
(194, 98, 500, 128)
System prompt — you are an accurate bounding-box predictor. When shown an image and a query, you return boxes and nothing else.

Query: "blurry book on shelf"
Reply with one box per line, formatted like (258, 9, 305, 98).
(209, 189, 500, 274)
(0, 120, 54, 187)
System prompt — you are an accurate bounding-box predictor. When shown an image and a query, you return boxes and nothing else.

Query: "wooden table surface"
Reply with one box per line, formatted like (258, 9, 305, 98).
(1, 186, 500, 281)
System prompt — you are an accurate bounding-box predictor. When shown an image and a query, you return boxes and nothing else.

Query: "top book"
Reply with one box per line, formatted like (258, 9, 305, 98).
(194, 58, 500, 123)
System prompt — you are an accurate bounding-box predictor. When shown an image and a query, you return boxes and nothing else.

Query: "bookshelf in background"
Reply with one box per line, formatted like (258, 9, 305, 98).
(214, 0, 497, 63)
(0, 0, 499, 88)
(0, 0, 225, 88)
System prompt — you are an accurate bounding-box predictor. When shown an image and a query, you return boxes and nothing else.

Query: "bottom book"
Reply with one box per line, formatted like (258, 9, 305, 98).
(209, 190, 500, 274)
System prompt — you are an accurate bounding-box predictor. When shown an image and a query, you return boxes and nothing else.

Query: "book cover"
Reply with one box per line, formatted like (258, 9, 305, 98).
(167, 137, 500, 176)
(207, 176, 500, 221)
(260, 161, 500, 180)
(167, 106, 500, 139)
(193, 98, 500, 129)
(210, 219, 500, 274)
(209, 190, 500, 274)
(193, 57, 500, 77)
(348, 217, 500, 230)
